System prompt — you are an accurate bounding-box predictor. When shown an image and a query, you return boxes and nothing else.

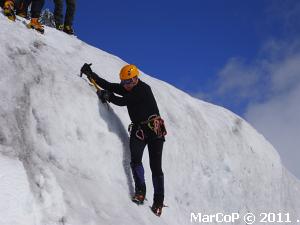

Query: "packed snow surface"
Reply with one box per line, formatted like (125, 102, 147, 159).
(0, 12, 299, 225)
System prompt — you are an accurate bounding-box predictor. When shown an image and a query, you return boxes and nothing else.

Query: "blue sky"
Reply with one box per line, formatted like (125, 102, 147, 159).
(45, 0, 271, 114)
(44, 1, 300, 178)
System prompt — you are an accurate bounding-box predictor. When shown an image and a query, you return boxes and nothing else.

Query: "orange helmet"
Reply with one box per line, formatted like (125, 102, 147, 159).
(119, 64, 140, 80)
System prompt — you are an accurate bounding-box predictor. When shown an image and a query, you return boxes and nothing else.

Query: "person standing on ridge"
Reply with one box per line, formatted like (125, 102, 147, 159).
(53, 0, 76, 35)
(80, 63, 167, 217)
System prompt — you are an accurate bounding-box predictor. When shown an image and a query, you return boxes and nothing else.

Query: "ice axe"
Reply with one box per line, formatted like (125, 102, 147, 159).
(90, 79, 101, 92)
(80, 63, 101, 91)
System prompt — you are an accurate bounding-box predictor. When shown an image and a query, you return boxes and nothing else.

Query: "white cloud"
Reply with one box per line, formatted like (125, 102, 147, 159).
(190, 1, 300, 178)
(245, 82, 300, 178)
(269, 54, 300, 93)
(216, 57, 261, 99)
(216, 38, 300, 178)
(207, 0, 300, 179)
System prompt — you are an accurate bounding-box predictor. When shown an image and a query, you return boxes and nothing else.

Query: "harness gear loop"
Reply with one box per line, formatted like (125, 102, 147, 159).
(144, 114, 167, 138)
(135, 127, 145, 141)
(128, 123, 134, 135)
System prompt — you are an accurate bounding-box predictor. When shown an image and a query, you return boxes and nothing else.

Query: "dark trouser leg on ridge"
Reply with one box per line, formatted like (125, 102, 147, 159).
(30, 0, 44, 18)
(53, 0, 63, 26)
(65, 0, 76, 26)
(63, 0, 75, 34)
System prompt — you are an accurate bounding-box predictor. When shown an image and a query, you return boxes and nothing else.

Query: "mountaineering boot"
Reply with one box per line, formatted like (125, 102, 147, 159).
(27, 18, 44, 34)
(151, 202, 164, 217)
(3, 0, 16, 21)
(63, 25, 74, 35)
(55, 23, 64, 31)
(130, 162, 146, 205)
(131, 186, 146, 205)
(131, 192, 145, 205)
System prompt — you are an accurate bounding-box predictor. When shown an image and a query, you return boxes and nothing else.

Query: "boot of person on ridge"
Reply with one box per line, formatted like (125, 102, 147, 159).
(80, 63, 167, 217)
(53, 0, 76, 35)
(2, 0, 16, 21)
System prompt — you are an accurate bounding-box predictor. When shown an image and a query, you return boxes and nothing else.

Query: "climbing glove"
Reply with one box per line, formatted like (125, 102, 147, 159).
(97, 89, 112, 103)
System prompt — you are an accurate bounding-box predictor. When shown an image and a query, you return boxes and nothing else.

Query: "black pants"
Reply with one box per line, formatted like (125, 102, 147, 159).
(130, 127, 164, 205)
(53, 0, 76, 26)
(16, 0, 31, 15)
(31, 0, 44, 18)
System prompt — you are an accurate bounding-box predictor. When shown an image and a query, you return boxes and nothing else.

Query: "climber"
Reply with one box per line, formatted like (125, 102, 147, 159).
(80, 63, 167, 217)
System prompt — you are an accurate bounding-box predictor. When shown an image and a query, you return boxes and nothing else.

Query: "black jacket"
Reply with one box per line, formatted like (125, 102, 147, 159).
(91, 73, 160, 124)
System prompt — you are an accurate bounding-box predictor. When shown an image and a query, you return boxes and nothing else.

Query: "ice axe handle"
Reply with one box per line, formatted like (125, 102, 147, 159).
(91, 79, 100, 91)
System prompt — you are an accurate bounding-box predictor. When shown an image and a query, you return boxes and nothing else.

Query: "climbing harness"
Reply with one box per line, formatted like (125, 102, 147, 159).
(128, 114, 167, 141)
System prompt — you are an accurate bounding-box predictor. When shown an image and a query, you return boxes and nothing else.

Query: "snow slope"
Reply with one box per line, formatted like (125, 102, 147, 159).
(0, 13, 299, 225)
